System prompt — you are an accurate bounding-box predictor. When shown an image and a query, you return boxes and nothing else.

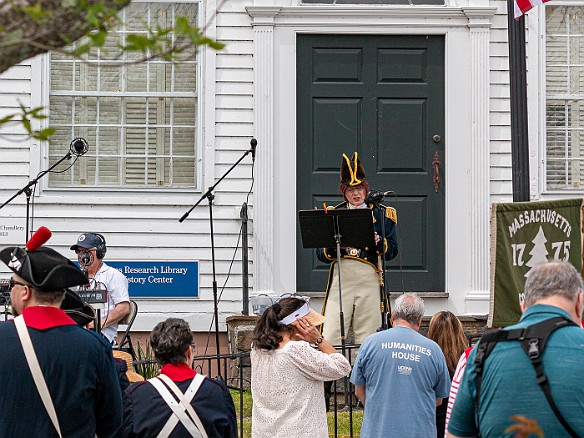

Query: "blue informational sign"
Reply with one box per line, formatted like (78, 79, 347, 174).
(106, 260, 199, 298)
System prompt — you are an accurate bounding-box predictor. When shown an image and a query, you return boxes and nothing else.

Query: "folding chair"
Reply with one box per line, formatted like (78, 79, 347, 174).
(116, 299, 138, 360)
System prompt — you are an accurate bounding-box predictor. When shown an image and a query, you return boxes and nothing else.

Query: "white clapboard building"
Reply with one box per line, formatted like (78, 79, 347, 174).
(0, 0, 581, 343)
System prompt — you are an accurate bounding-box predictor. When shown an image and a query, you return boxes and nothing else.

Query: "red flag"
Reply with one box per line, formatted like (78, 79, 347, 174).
(514, 0, 552, 19)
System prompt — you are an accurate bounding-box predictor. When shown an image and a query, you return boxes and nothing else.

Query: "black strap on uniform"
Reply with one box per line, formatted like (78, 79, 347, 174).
(473, 316, 579, 438)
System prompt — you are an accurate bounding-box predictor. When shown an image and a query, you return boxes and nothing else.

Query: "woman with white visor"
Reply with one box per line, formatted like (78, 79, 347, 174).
(250, 297, 351, 438)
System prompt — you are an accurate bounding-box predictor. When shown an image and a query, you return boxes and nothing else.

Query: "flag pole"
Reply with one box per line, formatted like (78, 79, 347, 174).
(507, 0, 531, 203)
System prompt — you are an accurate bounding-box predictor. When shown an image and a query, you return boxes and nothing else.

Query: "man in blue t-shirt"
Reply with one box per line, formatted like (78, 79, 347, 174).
(448, 261, 584, 438)
(351, 293, 451, 438)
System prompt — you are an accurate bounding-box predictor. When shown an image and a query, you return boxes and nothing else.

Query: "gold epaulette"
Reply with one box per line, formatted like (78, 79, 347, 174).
(386, 207, 397, 224)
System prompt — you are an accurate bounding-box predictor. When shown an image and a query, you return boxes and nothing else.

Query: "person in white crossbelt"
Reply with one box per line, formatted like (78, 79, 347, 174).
(121, 317, 237, 437)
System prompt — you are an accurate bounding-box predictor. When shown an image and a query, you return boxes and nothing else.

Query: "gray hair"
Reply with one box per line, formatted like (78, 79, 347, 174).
(524, 261, 583, 307)
(392, 293, 424, 325)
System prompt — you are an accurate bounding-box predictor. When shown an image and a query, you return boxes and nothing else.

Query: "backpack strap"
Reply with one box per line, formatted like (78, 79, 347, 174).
(473, 316, 578, 438)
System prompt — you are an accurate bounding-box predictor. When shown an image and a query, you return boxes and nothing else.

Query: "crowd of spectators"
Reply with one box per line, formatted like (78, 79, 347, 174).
(1, 236, 581, 438)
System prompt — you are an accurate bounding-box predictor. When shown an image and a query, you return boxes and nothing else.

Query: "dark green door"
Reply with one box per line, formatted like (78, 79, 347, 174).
(296, 34, 445, 293)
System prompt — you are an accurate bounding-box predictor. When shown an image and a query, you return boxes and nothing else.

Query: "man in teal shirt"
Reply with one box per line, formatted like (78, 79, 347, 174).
(448, 261, 584, 437)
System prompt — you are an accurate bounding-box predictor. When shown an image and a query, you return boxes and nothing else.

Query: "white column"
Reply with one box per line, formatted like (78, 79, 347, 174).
(463, 8, 496, 312)
(247, 7, 281, 292)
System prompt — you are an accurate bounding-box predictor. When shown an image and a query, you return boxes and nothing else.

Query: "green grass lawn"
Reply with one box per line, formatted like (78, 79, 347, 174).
(231, 390, 363, 438)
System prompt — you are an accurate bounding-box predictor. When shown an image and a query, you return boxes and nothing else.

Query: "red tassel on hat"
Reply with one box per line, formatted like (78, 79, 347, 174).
(26, 226, 52, 252)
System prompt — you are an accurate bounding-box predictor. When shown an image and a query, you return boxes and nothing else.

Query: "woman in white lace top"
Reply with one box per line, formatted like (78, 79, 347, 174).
(250, 297, 351, 438)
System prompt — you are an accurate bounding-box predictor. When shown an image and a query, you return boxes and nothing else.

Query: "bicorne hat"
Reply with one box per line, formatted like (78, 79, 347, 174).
(0, 246, 88, 292)
(340, 152, 369, 199)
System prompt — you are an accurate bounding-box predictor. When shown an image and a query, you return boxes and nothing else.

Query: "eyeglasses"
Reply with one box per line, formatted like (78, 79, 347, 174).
(9, 279, 28, 289)
(75, 248, 95, 255)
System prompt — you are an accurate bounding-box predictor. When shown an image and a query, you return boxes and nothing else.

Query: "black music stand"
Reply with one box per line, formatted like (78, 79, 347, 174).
(300, 208, 375, 420)
(299, 208, 375, 353)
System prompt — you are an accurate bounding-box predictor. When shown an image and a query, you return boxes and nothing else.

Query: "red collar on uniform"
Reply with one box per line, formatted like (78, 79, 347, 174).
(21, 306, 77, 330)
(160, 363, 197, 382)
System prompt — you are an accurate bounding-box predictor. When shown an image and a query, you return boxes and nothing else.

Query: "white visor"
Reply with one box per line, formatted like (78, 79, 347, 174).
(278, 302, 310, 326)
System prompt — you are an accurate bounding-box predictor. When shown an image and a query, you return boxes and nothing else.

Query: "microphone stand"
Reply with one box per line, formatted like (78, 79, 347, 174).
(178, 139, 256, 378)
(0, 150, 75, 241)
(371, 199, 391, 330)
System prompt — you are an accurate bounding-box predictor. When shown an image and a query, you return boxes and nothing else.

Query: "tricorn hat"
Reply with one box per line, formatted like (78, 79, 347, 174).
(61, 288, 95, 326)
(0, 246, 88, 292)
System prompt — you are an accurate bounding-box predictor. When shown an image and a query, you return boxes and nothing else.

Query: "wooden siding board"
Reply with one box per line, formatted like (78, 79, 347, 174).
(216, 68, 254, 82)
(216, 54, 254, 69)
(0, 80, 30, 94)
(490, 154, 512, 167)
(215, 13, 252, 28)
(0, 65, 31, 80)
(216, 94, 254, 109)
(219, 40, 254, 55)
(215, 82, 254, 95)
(215, 109, 254, 124)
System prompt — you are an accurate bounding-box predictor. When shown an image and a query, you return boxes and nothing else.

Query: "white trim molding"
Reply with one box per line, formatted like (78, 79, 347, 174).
(462, 7, 497, 311)
(248, 7, 280, 292)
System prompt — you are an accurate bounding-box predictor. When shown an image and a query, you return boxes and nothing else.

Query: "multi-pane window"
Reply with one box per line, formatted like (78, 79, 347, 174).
(545, 5, 584, 190)
(48, 1, 199, 188)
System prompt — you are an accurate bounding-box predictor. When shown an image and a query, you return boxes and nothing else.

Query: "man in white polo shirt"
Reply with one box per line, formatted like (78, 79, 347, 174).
(71, 232, 129, 344)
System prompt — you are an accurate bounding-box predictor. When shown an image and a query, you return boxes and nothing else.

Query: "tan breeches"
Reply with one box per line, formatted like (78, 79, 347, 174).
(321, 258, 381, 346)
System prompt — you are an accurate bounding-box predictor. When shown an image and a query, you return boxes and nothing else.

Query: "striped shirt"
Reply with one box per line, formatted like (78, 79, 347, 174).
(445, 347, 473, 434)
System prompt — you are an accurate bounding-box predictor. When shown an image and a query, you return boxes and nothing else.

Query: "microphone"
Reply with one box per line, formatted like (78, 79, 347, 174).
(81, 252, 92, 266)
(365, 190, 385, 204)
(79, 251, 93, 287)
(365, 190, 396, 204)
(26, 226, 52, 252)
(70, 138, 88, 157)
(250, 138, 257, 162)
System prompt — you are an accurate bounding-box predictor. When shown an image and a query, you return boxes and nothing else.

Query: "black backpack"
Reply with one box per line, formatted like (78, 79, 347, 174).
(474, 316, 579, 437)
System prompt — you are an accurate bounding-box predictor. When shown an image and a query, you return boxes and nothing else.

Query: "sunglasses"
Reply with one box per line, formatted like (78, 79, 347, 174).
(75, 248, 96, 255)
(9, 279, 28, 289)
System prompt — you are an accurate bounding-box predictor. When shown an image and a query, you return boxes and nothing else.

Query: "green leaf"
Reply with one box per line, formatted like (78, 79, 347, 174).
(31, 127, 55, 141)
(22, 2, 51, 23)
(21, 117, 32, 134)
(124, 34, 152, 52)
(89, 29, 107, 47)
(174, 16, 190, 34)
(0, 114, 16, 124)
(72, 45, 91, 56)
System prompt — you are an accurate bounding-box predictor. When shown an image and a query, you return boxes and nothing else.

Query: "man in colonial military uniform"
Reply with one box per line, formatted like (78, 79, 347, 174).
(0, 237, 123, 437)
(317, 152, 398, 347)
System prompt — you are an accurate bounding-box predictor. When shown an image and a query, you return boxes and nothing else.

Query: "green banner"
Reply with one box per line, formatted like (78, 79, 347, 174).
(490, 198, 583, 327)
